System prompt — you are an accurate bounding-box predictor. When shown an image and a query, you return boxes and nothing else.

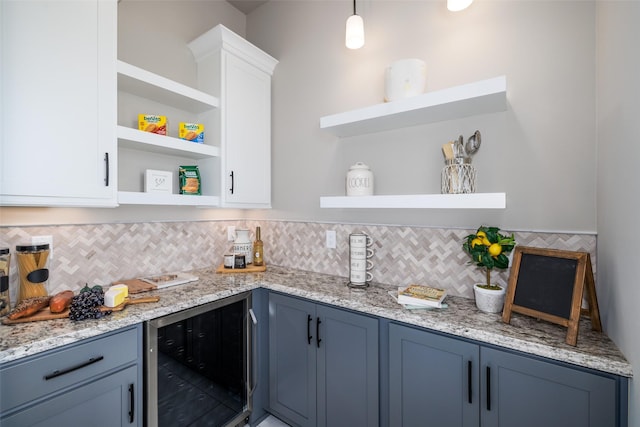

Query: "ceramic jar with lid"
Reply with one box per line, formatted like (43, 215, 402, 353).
(346, 162, 374, 196)
(233, 229, 253, 264)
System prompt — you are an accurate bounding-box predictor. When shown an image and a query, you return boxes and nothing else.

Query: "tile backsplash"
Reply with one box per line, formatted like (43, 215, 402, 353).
(0, 220, 595, 304)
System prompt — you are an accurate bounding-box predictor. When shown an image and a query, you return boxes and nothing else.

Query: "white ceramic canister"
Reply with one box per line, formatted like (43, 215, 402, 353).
(346, 163, 374, 196)
(384, 58, 427, 102)
(233, 229, 253, 264)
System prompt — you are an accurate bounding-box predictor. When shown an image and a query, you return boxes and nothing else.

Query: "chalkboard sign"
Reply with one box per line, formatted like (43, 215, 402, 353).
(502, 246, 602, 346)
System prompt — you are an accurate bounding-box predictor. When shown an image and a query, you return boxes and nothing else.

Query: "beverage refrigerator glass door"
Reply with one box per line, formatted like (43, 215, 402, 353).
(145, 292, 255, 427)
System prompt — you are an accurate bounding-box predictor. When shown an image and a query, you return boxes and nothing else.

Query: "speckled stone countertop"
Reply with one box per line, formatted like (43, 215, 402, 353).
(0, 266, 632, 377)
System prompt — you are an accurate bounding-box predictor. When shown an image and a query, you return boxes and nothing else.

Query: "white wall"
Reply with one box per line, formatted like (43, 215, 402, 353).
(596, 1, 640, 424)
(248, 0, 597, 232)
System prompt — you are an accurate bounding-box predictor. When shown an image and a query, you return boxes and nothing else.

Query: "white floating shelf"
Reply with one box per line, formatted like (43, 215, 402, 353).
(320, 193, 506, 209)
(320, 76, 507, 137)
(117, 126, 219, 159)
(118, 191, 220, 206)
(117, 60, 219, 113)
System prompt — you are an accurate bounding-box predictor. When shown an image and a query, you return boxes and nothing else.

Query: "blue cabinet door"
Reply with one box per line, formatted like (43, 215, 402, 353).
(389, 323, 480, 427)
(316, 304, 379, 427)
(481, 347, 618, 427)
(268, 293, 317, 426)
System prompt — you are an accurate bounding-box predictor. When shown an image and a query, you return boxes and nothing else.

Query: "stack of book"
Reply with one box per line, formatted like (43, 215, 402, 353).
(392, 284, 448, 309)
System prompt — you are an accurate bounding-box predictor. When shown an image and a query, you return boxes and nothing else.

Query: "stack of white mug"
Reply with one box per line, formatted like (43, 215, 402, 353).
(349, 232, 374, 287)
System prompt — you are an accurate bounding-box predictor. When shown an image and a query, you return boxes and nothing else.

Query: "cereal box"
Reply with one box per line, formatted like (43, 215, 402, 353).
(179, 122, 204, 143)
(138, 114, 167, 135)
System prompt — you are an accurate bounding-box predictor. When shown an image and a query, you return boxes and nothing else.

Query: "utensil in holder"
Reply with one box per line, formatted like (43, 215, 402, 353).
(441, 158, 476, 194)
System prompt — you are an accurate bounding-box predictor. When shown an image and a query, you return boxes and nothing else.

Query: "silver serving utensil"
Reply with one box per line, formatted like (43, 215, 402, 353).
(465, 130, 481, 156)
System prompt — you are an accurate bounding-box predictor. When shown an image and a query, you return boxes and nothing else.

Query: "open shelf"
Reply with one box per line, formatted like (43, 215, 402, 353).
(118, 191, 220, 206)
(117, 126, 219, 159)
(117, 60, 219, 113)
(320, 76, 507, 137)
(320, 193, 506, 209)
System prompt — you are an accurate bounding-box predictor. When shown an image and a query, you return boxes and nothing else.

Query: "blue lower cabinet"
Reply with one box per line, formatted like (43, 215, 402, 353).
(389, 323, 626, 427)
(268, 292, 379, 427)
(0, 325, 142, 427)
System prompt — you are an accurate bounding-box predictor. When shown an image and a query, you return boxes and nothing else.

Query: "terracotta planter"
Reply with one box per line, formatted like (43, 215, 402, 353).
(473, 284, 506, 313)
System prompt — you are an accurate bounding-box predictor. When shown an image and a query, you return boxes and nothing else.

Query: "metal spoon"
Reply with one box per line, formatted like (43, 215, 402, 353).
(465, 130, 481, 156)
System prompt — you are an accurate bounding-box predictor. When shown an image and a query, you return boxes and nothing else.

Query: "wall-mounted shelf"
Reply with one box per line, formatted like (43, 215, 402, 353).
(118, 191, 219, 206)
(117, 126, 219, 159)
(117, 60, 219, 113)
(320, 76, 507, 137)
(320, 193, 506, 209)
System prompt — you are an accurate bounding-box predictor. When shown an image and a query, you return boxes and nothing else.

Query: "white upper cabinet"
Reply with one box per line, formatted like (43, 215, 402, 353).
(189, 25, 278, 209)
(1, 0, 117, 207)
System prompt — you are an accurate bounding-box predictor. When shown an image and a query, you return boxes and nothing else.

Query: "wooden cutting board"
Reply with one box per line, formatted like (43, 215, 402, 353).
(113, 273, 198, 294)
(216, 263, 267, 274)
(1, 296, 160, 325)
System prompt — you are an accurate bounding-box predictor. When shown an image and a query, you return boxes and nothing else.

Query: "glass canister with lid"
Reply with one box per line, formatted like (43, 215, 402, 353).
(16, 244, 50, 303)
(0, 248, 10, 316)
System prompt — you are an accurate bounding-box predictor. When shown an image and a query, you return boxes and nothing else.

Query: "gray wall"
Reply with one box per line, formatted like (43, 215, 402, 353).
(596, 1, 640, 424)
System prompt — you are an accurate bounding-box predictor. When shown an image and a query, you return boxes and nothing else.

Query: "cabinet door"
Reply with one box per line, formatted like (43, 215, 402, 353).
(316, 305, 379, 427)
(2, 366, 139, 427)
(481, 347, 618, 427)
(222, 52, 271, 208)
(389, 323, 479, 427)
(0, 0, 116, 207)
(268, 293, 317, 426)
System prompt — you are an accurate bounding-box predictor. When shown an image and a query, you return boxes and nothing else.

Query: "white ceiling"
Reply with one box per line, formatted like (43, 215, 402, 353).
(228, 0, 268, 14)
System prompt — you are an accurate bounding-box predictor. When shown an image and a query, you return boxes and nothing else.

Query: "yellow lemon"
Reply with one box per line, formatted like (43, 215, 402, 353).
(488, 243, 502, 257)
(481, 237, 491, 246)
(476, 230, 487, 239)
(471, 238, 483, 248)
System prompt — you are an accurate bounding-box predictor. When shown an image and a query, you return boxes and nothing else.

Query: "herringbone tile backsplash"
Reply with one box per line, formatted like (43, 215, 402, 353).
(0, 220, 595, 302)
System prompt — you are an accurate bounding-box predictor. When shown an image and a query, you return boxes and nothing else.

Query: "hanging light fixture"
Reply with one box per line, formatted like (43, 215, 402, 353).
(345, 0, 364, 49)
(447, 0, 473, 12)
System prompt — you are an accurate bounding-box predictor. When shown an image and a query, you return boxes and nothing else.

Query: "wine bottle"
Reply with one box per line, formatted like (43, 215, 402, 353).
(253, 226, 264, 266)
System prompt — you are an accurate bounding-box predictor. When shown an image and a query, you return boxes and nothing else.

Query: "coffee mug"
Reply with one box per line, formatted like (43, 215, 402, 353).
(351, 259, 373, 271)
(350, 247, 374, 259)
(350, 270, 373, 284)
(350, 233, 373, 248)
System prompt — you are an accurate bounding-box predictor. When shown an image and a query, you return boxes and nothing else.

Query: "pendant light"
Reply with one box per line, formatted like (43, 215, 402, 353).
(447, 0, 473, 12)
(345, 0, 364, 49)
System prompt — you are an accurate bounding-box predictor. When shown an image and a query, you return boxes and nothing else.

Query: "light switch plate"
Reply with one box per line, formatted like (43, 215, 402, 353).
(326, 230, 337, 249)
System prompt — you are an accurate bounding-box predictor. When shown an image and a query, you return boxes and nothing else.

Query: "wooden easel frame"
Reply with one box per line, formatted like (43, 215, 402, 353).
(502, 246, 602, 346)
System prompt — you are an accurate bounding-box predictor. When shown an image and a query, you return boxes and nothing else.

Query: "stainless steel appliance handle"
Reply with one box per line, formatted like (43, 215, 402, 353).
(249, 308, 258, 396)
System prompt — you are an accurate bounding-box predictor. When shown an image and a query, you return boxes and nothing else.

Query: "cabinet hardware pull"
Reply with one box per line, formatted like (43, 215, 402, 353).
(307, 314, 312, 344)
(249, 308, 259, 395)
(468, 360, 472, 404)
(128, 383, 135, 423)
(229, 171, 234, 194)
(104, 153, 110, 186)
(486, 366, 491, 411)
(316, 318, 322, 348)
(44, 355, 104, 380)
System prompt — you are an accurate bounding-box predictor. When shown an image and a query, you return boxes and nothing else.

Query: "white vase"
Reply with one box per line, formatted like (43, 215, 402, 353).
(473, 284, 506, 313)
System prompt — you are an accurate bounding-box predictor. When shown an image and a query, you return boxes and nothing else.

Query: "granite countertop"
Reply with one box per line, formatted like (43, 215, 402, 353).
(0, 265, 633, 378)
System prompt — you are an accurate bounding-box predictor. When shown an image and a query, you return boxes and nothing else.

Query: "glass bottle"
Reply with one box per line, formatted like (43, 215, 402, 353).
(253, 227, 264, 266)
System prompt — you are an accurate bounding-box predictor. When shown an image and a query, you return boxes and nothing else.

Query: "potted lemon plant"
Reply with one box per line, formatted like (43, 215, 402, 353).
(463, 226, 516, 313)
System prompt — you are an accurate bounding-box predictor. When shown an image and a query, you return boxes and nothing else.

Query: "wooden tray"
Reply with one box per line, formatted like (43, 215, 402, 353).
(216, 263, 267, 274)
(2, 296, 160, 325)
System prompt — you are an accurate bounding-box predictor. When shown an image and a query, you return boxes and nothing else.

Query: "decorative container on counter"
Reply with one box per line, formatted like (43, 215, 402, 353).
(0, 248, 10, 316)
(16, 244, 50, 304)
(233, 229, 253, 264)
(346, 162, 374, 196)
(473, 283, 506, 313)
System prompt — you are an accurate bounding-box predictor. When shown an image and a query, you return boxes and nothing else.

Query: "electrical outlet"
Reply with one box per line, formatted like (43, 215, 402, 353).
(227, 226, 236, 242)
(32, 235, 53, 260)
(326, 230, 337, 249)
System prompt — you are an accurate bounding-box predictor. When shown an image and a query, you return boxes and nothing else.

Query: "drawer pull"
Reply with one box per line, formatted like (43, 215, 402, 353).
(44, 355, 105, 380)
(307, 314, 312, 345)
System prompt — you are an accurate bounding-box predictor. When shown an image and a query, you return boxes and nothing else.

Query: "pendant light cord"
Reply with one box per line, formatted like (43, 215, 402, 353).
(353, 0, 357, 15)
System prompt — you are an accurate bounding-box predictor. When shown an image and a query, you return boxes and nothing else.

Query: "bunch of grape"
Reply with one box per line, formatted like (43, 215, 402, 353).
(69, 285, 111, 321)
